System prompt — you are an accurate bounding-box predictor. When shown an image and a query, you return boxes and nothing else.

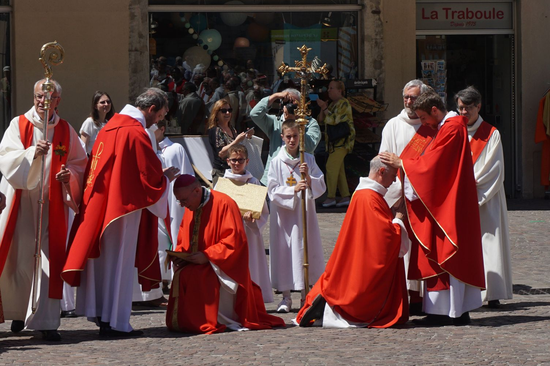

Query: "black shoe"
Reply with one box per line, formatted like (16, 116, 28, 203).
(452, 312, 471, 326)
(299, 294, 326, 327)
(412, 314, 453, 327)
(409, 302, 425, 316)
(162, 282, 170, 295)
(60, 309, 78, 318)
(100, 328, 144, 338)
(11, 320, 25, 333)
(41, 330, 61, 341)
(487, 300, 500, 309)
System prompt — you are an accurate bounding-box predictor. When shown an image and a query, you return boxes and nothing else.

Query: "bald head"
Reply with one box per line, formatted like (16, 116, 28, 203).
(369, 155, 398, 188)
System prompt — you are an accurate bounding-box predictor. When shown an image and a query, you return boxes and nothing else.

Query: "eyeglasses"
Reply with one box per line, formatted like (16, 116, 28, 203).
(98, 100, 111, 105)
(457, 104, 478, 112)
(403, 95, 418, 101)
(227, 158, 246, 164)
(34, 94, 60, 101)
(220, 108, 233, 114)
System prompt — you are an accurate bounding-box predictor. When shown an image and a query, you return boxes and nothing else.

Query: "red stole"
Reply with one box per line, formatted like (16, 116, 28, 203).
(470, 121, 496, 164)
(400, 124, 437, 160)
(398, 125, 437, 182)
(0, 115, 70, 299)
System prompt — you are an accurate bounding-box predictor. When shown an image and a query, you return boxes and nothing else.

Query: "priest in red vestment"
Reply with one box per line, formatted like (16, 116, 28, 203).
(380, 90, 485, 326)
(63, 88, 180, 337)
(297, 156, 410, 328)
(166, 175, 285, 334)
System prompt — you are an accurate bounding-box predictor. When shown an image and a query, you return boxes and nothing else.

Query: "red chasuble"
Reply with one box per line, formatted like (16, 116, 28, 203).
(403, 116, 485, 290)
(62, 113, 166, 291)
(296, 188, 408, 328)
(166, 191, 285, 334)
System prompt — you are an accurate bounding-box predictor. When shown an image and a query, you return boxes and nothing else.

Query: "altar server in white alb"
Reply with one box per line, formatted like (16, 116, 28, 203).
(219, 144, 273, 303)
(268, 120, 326, 313)
(0, 79, 87, 341)
(455, 86, 512, 307)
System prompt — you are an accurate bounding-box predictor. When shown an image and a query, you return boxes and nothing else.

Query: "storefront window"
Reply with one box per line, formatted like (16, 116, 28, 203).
(0, 11, 10, 138)
(148, 8, 359, 133)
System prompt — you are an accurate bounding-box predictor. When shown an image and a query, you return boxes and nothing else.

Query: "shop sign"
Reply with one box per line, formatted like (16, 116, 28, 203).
(271, 28, 338, 43)
(345, 79, 376, 89)
(416, 2, 513, 30)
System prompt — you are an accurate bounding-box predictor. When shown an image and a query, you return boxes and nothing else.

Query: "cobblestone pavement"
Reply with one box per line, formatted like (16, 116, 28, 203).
(1, 200, 549, 365)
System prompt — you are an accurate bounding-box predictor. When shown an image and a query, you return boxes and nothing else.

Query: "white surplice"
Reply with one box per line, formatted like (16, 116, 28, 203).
(468, 116, 513, 302)
(221, 169, 273, 303)
(379, 109, 423, 208)
(159, 137, 194, 247)
(0, 107, 87, 330)
(267, 148, 326, 292)
(75, 105, 169, 332)
(378, 109, 424, 294)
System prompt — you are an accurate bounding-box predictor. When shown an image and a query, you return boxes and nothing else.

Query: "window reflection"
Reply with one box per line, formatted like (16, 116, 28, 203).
(148, 10, 358, 134)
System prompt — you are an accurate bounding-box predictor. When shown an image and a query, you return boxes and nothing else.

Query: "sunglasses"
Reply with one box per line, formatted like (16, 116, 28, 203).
(227, 158, 246, 164)
(220, 108, 233, 114)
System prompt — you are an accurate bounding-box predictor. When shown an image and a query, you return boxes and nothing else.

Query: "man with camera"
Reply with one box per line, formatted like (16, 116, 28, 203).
(250, 89, 321, 185)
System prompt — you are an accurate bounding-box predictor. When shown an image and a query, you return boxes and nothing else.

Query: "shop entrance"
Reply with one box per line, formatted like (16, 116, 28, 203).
(417, 34, 515, 197)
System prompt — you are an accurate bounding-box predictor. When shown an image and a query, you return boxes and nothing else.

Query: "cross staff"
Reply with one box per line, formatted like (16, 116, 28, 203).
(277, 45, 328, 296)
(32, 41, 64, 314)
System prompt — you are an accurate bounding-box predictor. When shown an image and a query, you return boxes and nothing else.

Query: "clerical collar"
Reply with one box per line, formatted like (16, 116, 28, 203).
(355, 177, 388, 196)
(197, 187, 211, 209)
(467, 115, 484, 132)
(224, 169, 253, 183)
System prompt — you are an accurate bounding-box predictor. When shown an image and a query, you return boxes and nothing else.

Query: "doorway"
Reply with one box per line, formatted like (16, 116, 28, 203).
(417, 34, 515, 197)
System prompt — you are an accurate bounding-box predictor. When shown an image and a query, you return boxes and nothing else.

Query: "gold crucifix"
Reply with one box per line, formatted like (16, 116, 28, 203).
(277, 45, 329, 129)
(277, 45, 328, 296)
(286, 176, 297, 186)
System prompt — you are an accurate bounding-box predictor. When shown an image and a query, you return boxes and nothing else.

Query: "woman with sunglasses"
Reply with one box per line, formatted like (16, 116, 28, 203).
(80, 91, 115, 155)
(207, 99, 253, 185)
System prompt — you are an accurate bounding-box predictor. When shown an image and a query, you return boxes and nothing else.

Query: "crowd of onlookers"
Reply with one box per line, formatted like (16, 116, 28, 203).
(149, 55, 300, 135)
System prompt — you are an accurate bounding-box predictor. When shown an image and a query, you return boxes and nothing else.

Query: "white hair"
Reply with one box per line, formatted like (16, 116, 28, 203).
(283, 88, 301, 100)
(34, 79, 62, 96)
(369, 155, 389, 174)
(402, 79, 429, 96)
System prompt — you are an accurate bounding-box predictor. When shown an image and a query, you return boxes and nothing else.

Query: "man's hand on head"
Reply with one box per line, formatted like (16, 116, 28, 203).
(379, 152, 402, 169)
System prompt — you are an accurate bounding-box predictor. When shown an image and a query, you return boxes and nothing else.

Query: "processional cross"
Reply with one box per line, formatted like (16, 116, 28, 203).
(277, 45, 329, 295)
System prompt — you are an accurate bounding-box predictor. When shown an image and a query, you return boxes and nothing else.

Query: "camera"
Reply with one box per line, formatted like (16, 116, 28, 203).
(284, 102, 298, 115)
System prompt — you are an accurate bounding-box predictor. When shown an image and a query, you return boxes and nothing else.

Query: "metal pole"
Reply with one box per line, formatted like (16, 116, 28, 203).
(31, 42, 64, 313)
